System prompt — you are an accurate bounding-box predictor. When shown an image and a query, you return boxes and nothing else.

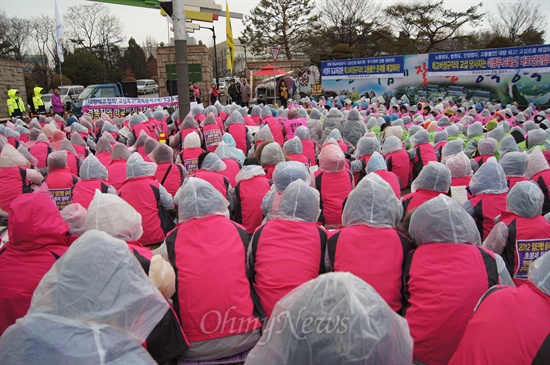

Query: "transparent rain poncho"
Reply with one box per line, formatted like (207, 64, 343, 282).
(410, 194, 481, 245)
(47, 150, 68, 170)
(467, 122, 484, 139)
(174, 177, 229, 223)
(71, 122, 89, 134)
(497, 135, 519, 157)
(523, 121, 538, 133)
(366, 151, 387, 173)
(260, 142, 285, 167)
(445, 151, 472, 178)
(272, 161, 311, 193)
(342, 109, 365, 147)
(225, 110, 245, 126)
(214, 141, 238, 161)
(469, 157, 508, 195)
(184, 131, 201, 149)
(309, 108, 323, 120)
(86, 190, 143, 242)
(411, 129, 430, 147)
(17, 144, 38, 166)
(101, 121, 118, 134)
(487, 127, 505, 142)
(499, 152, 528, 177)
(383, 126, 404, 141)
(29, 128, 42, 141)
(260, 105, 272, 119)
(477, 137, 497, 155)
(245, 272, 413, 365)
(411, 161, 451, 193)
(526, 147, 549, 178)
(95, 137, 113, 154)
(295, 126, 310, 140)
(80, 153, 108, 180)
(181, 113, 199, 130)
(254, 125, 274, 143)
(0, 144, 29, 167)
(111, 142, 131, 161)
(275, 179, 320, 222)
(506, 181, 544, 218)
(319, 143, 346, 173)
(283, 137, 303, 155)
(126, 152, 157, 178)
(70, 132, 87, 147)
(222, 133, 246, 164)
(143, 137, 159, 155)
(433, 131, 448, 145)
(129, 113, 142, 128)
(202, 113, 217, 126)
(4, 128, 20, 140)
(356, 137, 380, 158)
(342, 173, 403, 228)
(60, 203, 87, 236)
(447, 124, 460, 137)
(441, 139, 465, 161)
(528, 250, 550, 296)
(527, 129, 546, 148)
(235, 165, 266, 184)
(16, 125, 30, 136)
(325, 128, 344, 143)
(251, 105, 262, 117)
(200, 152, 226, 172)
(151, 143, 175, 164)
(381, 135, 403, 155)
(37, 230, 167, 337)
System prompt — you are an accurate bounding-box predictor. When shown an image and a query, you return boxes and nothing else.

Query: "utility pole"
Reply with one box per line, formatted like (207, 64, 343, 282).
(173, 0, 190, 115)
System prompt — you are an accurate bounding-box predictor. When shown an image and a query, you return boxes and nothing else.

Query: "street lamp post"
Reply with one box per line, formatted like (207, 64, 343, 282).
(199, 25, 219, 89)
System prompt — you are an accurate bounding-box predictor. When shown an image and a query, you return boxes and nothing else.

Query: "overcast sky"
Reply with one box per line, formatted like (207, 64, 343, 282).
(1, 0, 549, 50)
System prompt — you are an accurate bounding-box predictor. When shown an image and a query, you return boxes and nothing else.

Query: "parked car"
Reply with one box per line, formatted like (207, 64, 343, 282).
(137, 79, 158, 94)
(72, 82, 137, 117)
(42, 94, 52, 114)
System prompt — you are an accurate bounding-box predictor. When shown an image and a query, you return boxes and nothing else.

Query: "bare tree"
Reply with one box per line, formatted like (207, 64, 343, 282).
(29, 15, 56, 64)
(386, 0, 484, 54)
(64, 3, 124, 51)
(142, 36, 158, 59)
(488, 0, 546, 44)
(318, 0, 383, 48)
(2, 15, 31, 61)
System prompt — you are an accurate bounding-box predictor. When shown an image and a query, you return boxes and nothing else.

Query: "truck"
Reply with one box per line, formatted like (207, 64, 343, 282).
(71, 81, 138, 117)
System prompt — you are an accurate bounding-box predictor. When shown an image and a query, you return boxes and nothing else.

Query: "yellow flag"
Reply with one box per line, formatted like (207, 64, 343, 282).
(226, 0, 234, 74)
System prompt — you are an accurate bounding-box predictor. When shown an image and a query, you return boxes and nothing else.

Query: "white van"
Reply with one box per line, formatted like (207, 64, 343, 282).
(137, 79, 158, 94)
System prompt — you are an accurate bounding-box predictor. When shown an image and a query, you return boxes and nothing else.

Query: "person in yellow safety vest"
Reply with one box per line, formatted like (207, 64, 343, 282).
(6, 89, 27, 119)
(32, 87, 46, 114)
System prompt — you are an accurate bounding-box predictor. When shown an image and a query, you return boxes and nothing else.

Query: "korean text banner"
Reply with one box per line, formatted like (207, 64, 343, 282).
(321, 56, 405, 80)
(82, 96, 179, 118)
(428, 45, 550, 76)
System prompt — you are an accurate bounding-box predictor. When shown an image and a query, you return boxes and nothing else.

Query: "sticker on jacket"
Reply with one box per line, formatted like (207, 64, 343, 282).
(515, 239, 550, 280)
(50, 188, 73, 210)
(204, 130, 222, 147)
(184, 159, 199, 174)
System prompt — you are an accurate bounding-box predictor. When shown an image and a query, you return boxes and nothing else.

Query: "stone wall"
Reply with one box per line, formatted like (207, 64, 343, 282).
(0, 59, 27, 118)
(156, 44, 213, 105)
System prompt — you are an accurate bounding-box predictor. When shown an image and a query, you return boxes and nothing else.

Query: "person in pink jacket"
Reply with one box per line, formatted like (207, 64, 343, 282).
(0, 191, 70, 335)
(167, 178, 261, 360)
(328, 174, 411, 312)
(248, 179, 327, 318)
(72, 154, 116, 209)
(0, 145, 43, 216)
(365, 151, 401, 198)
(315, 143, 353, 228)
